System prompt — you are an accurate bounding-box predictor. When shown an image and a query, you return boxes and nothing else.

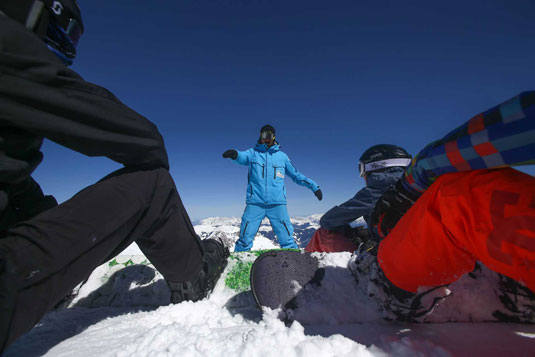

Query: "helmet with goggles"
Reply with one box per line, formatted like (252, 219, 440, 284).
(259, 124, 276, 141)
(1, 0, 84, 66)
(358, 144, 411, 177)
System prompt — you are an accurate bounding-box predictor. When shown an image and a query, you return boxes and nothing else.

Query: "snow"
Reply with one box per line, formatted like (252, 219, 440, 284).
(193, 215, 321, 251)
(5, 216, 535, 356)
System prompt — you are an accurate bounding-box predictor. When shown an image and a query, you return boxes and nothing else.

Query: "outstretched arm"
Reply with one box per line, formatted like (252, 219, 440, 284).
(402, 91, 535, 196)
(232, 149, 252, 166)
(285, 159, 320, 192)
(372, 91, 535, 238)
(320, 188, 377, 230)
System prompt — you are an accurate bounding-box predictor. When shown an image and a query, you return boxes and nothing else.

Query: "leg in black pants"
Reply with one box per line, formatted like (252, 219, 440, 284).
(0, 167, 203, 351)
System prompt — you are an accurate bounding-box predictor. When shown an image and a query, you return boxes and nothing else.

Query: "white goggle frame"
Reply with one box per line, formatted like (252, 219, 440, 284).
(358, 158, 412, 177)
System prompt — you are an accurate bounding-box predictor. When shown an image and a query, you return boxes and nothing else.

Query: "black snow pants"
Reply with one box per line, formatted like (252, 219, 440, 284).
(0, 167, 203, 352)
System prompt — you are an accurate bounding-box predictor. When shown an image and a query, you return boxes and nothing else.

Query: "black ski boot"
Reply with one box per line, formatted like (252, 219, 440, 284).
(349, 248, 451, 322)
(493, 275, 535, 323)
(167, 238, 230, 304)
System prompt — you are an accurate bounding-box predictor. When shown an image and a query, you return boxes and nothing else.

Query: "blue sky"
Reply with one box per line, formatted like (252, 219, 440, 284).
(33, 0, 535, 220)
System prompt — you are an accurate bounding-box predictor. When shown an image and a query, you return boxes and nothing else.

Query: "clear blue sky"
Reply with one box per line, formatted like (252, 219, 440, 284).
(33, 0, 535, 220)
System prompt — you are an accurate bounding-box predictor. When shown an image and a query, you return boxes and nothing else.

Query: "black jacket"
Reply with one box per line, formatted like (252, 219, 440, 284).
(319, 167, 405, 235)
(0, 15, 169, 234)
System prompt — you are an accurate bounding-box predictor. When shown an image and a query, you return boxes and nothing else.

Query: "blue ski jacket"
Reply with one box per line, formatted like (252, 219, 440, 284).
(232, 143, 319, 205)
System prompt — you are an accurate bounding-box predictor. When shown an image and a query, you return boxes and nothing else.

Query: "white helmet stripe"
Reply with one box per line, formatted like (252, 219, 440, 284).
(363, 158, 412, 173)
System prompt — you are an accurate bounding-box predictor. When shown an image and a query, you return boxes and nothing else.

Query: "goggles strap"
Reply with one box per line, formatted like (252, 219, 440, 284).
(25, 1, 45, 30)
(0, 0, 38, 27)
(0, 0, 51, 39)
(361, 158, 412, 176)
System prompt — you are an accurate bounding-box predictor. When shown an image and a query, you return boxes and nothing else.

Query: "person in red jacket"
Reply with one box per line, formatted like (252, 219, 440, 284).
(351, 91, 535, 323)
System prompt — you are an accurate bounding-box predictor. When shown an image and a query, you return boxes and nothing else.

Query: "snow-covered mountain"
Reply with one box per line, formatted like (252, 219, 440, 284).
(194, 214, 322, 250)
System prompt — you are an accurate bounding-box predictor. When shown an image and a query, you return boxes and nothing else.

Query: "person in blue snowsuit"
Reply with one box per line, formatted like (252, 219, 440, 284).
(222, 125, 323, 252)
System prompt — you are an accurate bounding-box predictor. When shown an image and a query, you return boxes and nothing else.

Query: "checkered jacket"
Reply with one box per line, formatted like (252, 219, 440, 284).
(402, 91, 535, 195)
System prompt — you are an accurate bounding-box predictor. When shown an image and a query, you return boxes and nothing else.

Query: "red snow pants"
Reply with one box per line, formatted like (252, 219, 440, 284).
(305, 228, 359, 253)
(378, 168, 535, 293)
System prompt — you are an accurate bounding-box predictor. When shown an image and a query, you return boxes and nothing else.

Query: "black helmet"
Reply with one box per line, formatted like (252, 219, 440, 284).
(259, 124, 275, 141)
(358, 144, 412, 177)
(1, 0, 84, 65)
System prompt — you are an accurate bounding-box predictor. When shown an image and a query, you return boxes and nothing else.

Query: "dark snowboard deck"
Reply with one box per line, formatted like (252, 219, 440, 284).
(250, 250, 325, 311)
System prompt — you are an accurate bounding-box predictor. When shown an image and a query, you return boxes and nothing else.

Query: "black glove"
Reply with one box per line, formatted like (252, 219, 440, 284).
(314, 189, 322, 201)
(344, 226, 377, 254)
(371, 179, 420, 239)
(343, 226, 369, 244)
(222, 149, 238, 160)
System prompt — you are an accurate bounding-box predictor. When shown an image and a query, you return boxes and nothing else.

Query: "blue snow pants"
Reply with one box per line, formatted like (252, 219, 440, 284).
(234, 204, 297, 252)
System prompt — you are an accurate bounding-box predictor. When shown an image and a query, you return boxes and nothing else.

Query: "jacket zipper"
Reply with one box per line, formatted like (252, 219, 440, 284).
(265, 152, 268, 200)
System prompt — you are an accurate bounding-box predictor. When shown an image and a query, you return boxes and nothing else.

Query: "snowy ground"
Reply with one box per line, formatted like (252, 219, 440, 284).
(5, 216, 535, 356)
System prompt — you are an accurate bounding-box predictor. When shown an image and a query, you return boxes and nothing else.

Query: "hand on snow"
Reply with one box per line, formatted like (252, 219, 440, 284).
(371, 179, 420, 239)
(314, 189, 322, 201)
(222, 149, 238, 160)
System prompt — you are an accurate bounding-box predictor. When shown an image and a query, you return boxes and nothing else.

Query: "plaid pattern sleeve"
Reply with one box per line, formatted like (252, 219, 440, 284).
(401, 91, 535, 195)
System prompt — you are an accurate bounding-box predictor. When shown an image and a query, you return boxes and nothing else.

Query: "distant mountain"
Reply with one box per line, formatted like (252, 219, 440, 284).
(193, 214, 322, 251)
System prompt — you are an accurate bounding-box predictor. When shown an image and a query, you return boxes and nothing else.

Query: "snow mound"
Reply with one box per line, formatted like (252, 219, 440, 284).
(5, 217, 535, 356)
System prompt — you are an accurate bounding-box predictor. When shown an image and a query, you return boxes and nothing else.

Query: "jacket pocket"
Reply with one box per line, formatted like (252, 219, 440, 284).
(251, 161, 265, 179)
(282, 220, 291, 235)
(273, 165, 285, 180)
(241, 221, 249, 236)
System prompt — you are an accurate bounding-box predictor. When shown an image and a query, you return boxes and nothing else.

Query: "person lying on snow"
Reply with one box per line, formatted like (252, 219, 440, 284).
(305, 144, 412, 253)
(0, 1, 228, 353)
(349, 91, 535, 323)
(223, 125, 323, 252)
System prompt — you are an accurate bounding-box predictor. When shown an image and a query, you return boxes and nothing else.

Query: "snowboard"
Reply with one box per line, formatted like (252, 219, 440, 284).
(250, 250, 325, 315)
(249, 250, 523, 325)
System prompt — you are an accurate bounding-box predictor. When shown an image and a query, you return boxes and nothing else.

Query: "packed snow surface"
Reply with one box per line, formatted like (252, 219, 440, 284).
(5, 216, 535, 356)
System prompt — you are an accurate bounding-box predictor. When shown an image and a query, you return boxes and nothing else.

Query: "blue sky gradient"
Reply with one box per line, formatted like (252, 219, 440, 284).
(33, 0, 535, 220)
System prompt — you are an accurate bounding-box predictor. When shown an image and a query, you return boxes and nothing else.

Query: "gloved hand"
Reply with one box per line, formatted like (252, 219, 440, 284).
(371, 179, 420, 239)
(222, 149, 238, 160)
(314, 189, 322, 201)
(344, 226, 377, 254)
(343, 225, 369, 244)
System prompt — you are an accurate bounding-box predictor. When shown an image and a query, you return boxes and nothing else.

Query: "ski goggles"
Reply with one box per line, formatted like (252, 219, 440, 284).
(260, 131, 275, 140)
(358, 158, 412, 177)
(15, 0, 84, 47)
(62, 18, 83, 46)
(47, 1, 83, 46)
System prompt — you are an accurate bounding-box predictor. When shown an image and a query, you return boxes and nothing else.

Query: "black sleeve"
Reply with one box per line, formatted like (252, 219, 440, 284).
(8, 177, 58, 222)
(319, 187, 380, 230)
(0, 16, 169, 170)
